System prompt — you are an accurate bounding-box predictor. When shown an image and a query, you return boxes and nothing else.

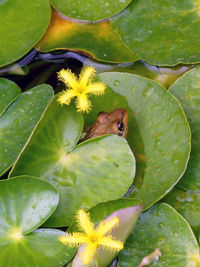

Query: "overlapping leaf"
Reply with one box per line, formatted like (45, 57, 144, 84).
(0, 78, 21, 114)
(169, 66, 200, 190)
(118, 203, 199, 266)
(0, 84, 54, 176)
(0, 0, 51, 67)
(37, 9, 138, 63)
(163, 186, 200, 238)
(50, 0, 132, 22)
(0, 176, 75, 267)
(10, 97, 135, 227)
(84, 72, 191, 209)
(111, 0, 200, 65)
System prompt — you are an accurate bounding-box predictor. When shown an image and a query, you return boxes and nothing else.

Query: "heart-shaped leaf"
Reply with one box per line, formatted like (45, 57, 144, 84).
(111, 0, 200, 66)
(37, 9, 138, 63)
(118, 203, 199, 266)
(10, 97, 135, 227)
(0, 0, 51, 67)
(0, 84, 54, 176)
(70, 198, 143, 267)
(163, 186, 200, 239)
(50, 0, 132, 22)
(0, 176, 75, 267)
(169, 66, 200, 190)
(84, 72, 191, 209)
(0, 78, 21, 114)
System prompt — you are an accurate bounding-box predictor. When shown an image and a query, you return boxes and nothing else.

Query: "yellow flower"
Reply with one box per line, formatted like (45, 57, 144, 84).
(57, 66, 106, 113)
(59, 209, 124, 264)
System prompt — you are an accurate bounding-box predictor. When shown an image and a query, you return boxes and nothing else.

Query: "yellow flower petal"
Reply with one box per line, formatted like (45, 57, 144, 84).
(59, 232, 87, 247)
(98, 236, 124, 251)
(57, 69, 78, 89)
(59, 209, 123, 265)
(79, 66, 96, 87)
(76, 94, 92, 113)
(57, 89, 77, 105)
(77, 209, 95, 235)
(57, 66, 106, 113)
(86, 82, 106, 96)
(82, 243, 98, 264)
(96, 216, 119, 237)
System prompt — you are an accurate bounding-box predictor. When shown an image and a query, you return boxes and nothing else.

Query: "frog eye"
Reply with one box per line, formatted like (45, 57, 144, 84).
(118, 122, 124, 136)
(98, 111, 104, 115)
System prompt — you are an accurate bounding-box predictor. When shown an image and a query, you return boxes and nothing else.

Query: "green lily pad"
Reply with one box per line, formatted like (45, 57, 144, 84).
(84, 72, 190, 209)
(169, 66, 200, 190)
(70, 198, 143, 267)
(0, 176, 75, 267)
(50, 0, 132, 22)
(163, 186, 200, 238)
(118, 203, 199, 267)
(0, 84, 54, 176)
(110, 0, 200, 66)
(37, 9, 138, 63)
(10, 97, 135, 227)
(0, 0, 51, 67)
(0, 78, 21, 114)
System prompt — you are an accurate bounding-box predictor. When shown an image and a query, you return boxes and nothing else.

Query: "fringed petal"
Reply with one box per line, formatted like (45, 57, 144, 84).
(98, 236, 124, 252)
(81, 243, 97, 264)
(59, 232, 87, 247)
(57, 69, 78, 89)
(76, 94, 92, 113)
(79, 66, 96, 87)
(77, 209, 95, 235)
(86, 82, 106, 96)
(96, 216, 119, 236)
(57, 90, 77, 105)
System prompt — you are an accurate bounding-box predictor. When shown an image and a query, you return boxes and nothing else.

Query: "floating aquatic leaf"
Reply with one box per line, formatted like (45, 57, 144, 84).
(0, 176, 75, 267)
(10, 97, 135, 227)
(111, 0, 200, 65)
(0, 0, 51, 67)
(118, 203, 199, 266)
(0, 84, 54, 176)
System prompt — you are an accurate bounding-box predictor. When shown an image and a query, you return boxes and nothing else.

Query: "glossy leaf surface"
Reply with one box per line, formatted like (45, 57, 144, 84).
(70, 198, 143, 267)
(0, 176, 75, 267)
(169, 66, 200, 190)
(37, 9, 138, 63)
(118, 203, 199, 266)
(0, 0, 51, 67)
(163, 187, 200, 238)
(10, 97, 135, 226)
(50, 0, 132, 22)
(111, 0, 200, 66)
(0, 84, 54, 176)
(84, 72, 191, 209)
(0, 78, 21, 114)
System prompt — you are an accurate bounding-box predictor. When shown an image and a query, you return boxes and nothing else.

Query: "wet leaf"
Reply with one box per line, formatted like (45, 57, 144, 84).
(50, 0, 132, 22)
(0, 84, 54, 176)
(10, 97, 135, 227)
(118, 203, 199, 266)
(84, 72, 191, 209)
(111, 0, 200, 66)
(163, 186, 200, 238)
(0, 0, 51, 67)
(0, 176, 75, 267)
(37, 9, 138, 63)
(0, 78, 21, 114)
(169, 66, 200, 190)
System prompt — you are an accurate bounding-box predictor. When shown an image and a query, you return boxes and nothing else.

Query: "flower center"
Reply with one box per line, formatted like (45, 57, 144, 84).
(89, 233, 99, 244)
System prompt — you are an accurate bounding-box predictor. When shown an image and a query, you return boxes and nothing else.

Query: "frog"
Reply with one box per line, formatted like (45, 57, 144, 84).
(83, 108, 128, 140)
